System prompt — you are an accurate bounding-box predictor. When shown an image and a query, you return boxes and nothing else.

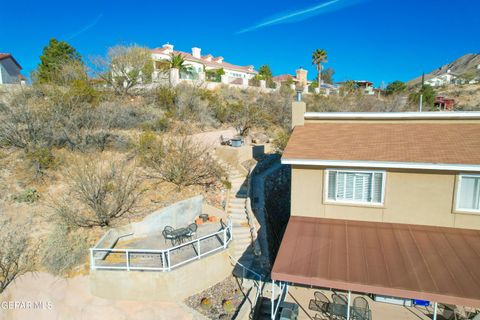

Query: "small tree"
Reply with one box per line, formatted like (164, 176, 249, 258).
(228, 100, 266, 136)
(35, 38, 83, 84)
(92, 45, 153, 95)
(409, 85, 436, 110)
(321, 67, 335, 85)
(0, 217, 36, 293)
(142, 135, 223, 190)
(385, 80, 407, 95)
(258, 65, 273, 80)
(340, 80, 358, 95)
(51, 159, 143, 228)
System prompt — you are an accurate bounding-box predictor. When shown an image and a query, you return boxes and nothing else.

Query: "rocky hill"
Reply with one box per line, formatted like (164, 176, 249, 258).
(408, 53, 480, 86)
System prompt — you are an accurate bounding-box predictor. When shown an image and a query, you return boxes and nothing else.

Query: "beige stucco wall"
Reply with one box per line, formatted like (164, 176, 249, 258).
(290, 165, 480, 230)
(90, 250, 233, 301)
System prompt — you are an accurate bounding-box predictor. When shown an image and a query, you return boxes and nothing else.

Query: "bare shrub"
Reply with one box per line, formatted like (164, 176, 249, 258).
(41, 225, 89, 276)
(91, 45, 153, 95)
(51, 158, 143, 228)
(0, 217, 37, 293)
(142, 134, 223, 189)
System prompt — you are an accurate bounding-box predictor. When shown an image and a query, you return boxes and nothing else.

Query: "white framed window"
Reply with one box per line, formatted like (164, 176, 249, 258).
(456, 174, 480, 213)
(325, 169, 386, 205)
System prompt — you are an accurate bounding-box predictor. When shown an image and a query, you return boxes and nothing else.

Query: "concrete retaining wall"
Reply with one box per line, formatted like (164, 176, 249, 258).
(90, 250, 233, 301)
(132, 196, 203, 237)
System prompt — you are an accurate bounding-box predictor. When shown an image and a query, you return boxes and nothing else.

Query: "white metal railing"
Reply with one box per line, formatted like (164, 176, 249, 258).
(90, 219, 233, 272)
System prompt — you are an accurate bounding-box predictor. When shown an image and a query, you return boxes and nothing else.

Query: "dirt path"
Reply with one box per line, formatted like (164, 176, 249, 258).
(0, 272, 203, 320)
(190, 127, 236, 148)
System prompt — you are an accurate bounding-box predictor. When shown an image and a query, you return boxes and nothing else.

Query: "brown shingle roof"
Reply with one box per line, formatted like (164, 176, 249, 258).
(272, 216, 480, 307)
(282, 122, 480, 166)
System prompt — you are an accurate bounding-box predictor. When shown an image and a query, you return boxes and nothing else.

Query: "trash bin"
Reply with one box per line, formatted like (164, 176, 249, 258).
(230, 138, 242, 147)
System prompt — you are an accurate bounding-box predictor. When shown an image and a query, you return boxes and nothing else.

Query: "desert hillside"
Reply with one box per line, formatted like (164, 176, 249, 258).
(408, 53, 480, 86)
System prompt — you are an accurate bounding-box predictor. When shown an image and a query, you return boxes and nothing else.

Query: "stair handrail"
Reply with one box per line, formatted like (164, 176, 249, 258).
(228, 254, 264, 281)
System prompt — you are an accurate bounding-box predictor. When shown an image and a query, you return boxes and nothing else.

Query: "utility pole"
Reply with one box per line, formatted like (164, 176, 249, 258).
(419, 71, 425, 112)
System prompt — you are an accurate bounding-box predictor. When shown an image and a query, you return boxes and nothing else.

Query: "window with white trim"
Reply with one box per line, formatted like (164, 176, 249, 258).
(456, 174, 480, 212)
(326, 169, 385, 205)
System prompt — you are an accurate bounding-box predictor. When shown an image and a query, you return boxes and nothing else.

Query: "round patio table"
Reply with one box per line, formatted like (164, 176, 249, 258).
(171, 227, 190, 245)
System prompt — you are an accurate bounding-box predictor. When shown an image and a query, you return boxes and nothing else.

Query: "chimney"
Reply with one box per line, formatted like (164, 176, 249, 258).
(192, 47, 201, 59)
(214, 56, 224, 64)
(291, 91, 306, 129)
(204, 54, 213, 62)
(163, 43, 174, 54)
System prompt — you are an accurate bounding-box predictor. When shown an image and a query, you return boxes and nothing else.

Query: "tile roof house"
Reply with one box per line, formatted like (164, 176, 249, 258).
(0, 53, 24, 84)
(151, 43, 257, 82)
(272, 68, 311, 87)
(269, 105, 480, 318)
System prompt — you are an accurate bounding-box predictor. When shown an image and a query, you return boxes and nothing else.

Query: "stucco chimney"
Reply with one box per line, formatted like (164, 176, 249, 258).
(291, 91, 306, 129)
(163, 43, 174, 54)
(192, 47, 201, 59)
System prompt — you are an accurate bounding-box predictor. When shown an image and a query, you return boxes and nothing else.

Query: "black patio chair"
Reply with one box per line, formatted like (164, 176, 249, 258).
(331, 293, 348, 319)
(186, 223, 198, 240)
(351, 296, 369, 320)
(162, 226, 175, 245)
(309, 291, 330, 314)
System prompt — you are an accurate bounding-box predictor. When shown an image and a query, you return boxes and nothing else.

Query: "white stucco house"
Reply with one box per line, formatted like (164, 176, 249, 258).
(151, 43, 257, 85)
(0, 53, 24, 84)
(424, 69, 458, 87)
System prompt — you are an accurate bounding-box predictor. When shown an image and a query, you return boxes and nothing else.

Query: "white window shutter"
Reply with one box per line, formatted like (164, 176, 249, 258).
(327, 171, 337, 200)
(458, 176, 480, 210)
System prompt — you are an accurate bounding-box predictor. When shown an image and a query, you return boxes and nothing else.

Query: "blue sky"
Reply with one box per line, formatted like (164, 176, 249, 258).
(2, 0, 479, 85)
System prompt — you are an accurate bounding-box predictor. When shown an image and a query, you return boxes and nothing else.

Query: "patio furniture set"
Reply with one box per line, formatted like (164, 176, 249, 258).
(162, 223, 197, 246)
(309, 292, 372, 320)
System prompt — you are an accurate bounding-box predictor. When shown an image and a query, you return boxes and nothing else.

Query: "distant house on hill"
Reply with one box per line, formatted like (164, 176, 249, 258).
(434, 96, 455, 111)
(0, 53, 24, 84)
(272, 68, 312, 87)
(424, 69, 459, 87)
(338, 80, 375, 95)
(151, 43, 257, 84)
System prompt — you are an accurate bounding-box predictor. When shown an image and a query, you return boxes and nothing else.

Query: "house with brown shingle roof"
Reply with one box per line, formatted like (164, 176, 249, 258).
(0, 53, 24, 84)
(151, 43, 257, 84)
(267, 103, 480, 319)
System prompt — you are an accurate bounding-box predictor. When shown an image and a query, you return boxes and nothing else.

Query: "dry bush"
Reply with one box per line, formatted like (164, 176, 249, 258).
(51, 158, 143, 228)
(305, 93, 414, 112)
(0, 217, 37, 293)
(141, 134, 224, 189)
(41, 225, 89, 276)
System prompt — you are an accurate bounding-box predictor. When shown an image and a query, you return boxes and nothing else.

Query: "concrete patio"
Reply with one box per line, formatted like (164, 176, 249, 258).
(284, 285, 434, 320)
(95, 221, 226, 269)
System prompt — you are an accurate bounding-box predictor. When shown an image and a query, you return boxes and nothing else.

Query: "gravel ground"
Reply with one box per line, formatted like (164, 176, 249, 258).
(185, 276, 244, 319)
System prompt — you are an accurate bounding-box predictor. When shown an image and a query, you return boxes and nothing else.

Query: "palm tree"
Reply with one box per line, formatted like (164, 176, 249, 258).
(157, 53, 194, 76)
(312, 49, 328, 89)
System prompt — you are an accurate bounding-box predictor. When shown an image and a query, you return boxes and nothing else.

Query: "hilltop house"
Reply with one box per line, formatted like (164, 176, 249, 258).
(338, 80, 375, 95)
(151, 43, 257, 85)
(269, 105, 480, 319)
(272, 68, 311, 87)
(0, 53, 24, 84)
(425, 69, 459, 87)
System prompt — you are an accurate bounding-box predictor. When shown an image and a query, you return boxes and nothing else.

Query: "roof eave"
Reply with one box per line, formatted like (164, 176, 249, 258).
(304, 112, 480, 120)
(281, 158, 480, 172)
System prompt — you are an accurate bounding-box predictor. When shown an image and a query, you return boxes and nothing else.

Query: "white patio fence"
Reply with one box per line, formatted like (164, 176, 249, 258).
(90, 219, 233, 272)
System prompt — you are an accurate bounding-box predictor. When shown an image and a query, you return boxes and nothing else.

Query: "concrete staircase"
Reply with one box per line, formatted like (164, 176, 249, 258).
(213, 155, 256, 267)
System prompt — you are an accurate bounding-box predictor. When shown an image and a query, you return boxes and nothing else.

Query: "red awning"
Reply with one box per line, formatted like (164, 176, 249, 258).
(272, 216, 480, 307)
